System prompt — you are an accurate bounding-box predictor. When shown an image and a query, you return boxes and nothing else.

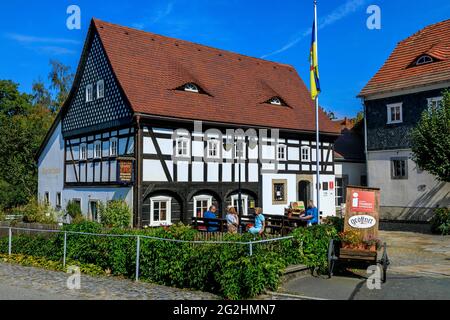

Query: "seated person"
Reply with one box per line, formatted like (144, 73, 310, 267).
(299, 200, 319, 226)
(248, 207, 265, 235)
(203, 205, 219, 232)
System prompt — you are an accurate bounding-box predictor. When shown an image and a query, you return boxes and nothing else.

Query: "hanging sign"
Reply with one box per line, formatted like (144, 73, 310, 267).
(118, 159, 134, 183)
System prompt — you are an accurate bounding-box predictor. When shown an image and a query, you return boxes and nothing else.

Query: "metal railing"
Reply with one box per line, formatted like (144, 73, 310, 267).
(0, 226, 293, 281)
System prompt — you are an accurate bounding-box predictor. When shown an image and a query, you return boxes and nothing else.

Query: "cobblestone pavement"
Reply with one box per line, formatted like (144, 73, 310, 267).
(379, 231, 450, 277)
(0, 262, 218, 300)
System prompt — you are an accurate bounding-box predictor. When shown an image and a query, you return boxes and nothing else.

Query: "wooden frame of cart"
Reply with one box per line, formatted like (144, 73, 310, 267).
(327, 186, 390, 282)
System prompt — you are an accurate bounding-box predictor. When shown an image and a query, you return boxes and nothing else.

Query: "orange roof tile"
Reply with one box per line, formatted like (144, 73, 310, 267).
(93, 19, 340, 134)
(359, 19, 450, 97)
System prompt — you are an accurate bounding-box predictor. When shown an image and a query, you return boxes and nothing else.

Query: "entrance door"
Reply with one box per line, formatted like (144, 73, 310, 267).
(90, 200, 99, 222)
(298, 181, 311, 206)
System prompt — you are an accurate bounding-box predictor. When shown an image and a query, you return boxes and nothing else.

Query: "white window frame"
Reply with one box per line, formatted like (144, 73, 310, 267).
(79, 143, 87, 160)
(150, 196, 172, 227)
(231, 194, 248, 216)
(276, 144, 287, 161)
(56, 192, 62, 208)
(97, 80, 105, 99)
(44, 192, 50, 204)
(184, 83, 199, 93)
(269, 97, 282, 105)
(234, 141, 246, 159)
(86, 84, 93, 102)
(427, 96, 443, 110)
(207, 139, 220, 159)
(416, 55, 433, 66)
(109, 137, 118, 157)
(193, 195, 213, 218)
(301, 146, 311, 162)
(94, 141, 102, 159)
(175, 137, 190, 157)
(387, 103, 403, 124)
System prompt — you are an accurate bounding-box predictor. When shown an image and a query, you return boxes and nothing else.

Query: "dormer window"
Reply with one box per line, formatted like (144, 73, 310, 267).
(265, 96, 288, 106)
(184, 83, 199, 93)
(268, 97, 282, 105)
(416, 55, 434, 66)
(97, 80, 105, 99)
(86, 84, 93, 102)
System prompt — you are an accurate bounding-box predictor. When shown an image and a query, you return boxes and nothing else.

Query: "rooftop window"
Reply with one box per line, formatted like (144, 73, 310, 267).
(184, 83, 199, 93)
(416, 55, 434, 66)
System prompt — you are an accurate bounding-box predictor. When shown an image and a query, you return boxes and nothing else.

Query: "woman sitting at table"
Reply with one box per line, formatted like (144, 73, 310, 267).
(299, 200, 319, 226)
(226, 206, 239, 234)
(248, 207, 265, 235)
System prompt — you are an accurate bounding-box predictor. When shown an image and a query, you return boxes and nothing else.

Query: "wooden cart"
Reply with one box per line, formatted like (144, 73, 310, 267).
(327, 186, 390, 282)
(327, 239, 390, 283)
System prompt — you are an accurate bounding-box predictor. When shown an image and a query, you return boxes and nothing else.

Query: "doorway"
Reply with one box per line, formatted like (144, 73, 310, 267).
(89, 200, 99, 222)
(298, 181, 311, 206)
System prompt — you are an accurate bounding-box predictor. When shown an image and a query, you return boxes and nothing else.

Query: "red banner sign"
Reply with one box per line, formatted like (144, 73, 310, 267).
(350, 190, 375, 213)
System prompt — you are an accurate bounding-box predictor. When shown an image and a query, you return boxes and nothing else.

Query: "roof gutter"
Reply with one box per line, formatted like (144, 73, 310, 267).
(133, 113, 341, 137)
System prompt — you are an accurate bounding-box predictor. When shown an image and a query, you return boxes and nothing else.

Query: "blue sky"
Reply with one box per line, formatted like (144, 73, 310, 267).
(1, 0, 449, 118)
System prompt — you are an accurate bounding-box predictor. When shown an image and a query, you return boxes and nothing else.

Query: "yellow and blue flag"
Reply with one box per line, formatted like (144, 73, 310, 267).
(309, 16, 320, 100)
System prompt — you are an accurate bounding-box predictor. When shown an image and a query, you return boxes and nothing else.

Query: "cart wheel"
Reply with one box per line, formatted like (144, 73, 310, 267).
(380, 242, 389, 283)
(327, 239, 336, 278)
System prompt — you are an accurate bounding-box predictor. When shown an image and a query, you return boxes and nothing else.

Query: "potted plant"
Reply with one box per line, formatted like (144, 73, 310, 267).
(362, 235, 382, 251)
(339, 230, 362, 249)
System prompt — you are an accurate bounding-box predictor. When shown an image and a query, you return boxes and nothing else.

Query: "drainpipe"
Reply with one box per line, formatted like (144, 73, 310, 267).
(134, 115, 142, 228)
(362, 98, 369, 187)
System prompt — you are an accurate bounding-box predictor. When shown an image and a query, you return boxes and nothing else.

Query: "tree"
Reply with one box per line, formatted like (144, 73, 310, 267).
(411, 90, 450, 182)
(48, 60, 74, 112)
(0, 60, 73, 209)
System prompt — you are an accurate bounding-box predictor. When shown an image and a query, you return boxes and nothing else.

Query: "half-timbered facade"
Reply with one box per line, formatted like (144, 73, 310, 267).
(36, 19, 341, 227)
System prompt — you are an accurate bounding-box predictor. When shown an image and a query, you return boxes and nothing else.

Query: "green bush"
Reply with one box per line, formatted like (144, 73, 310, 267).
(431, 207, 450, 235)
(16, 198, 57, 224)
(0, 221, 340, 299)
(99, 200, 132, 229)
(66, 200, 82, 220)
(290, 224, 338, 272)
(323, 216, 344, 232)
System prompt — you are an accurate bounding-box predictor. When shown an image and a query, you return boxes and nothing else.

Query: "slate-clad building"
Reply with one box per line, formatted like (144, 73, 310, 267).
(359, 19, 450, 221)
(36, 19, 340, 227)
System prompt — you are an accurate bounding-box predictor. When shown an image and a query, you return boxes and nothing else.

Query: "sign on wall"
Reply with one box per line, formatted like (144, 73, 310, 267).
(117, 159, 134, 183)
(344, 186, 380, 238)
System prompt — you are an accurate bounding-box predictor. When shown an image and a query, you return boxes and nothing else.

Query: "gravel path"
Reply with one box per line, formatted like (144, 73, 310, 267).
(379, 231, 450, 277)
(0, 262, 218, 300)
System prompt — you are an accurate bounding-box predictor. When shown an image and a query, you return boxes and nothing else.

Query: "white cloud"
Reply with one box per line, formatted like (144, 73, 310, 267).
(261, 0, 367, 59)
(5, 33, 80, 45)
(132, 1, 175, 30)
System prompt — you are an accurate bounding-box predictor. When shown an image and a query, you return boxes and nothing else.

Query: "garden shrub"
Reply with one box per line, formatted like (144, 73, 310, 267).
(323, 216, 344, 232)
(99, 200, 132, 229)
(0, 221, 340, 299)
(66, 200, 82, 220)
(17, 198, 58, 224)
(431, 207, 450, 235)
(290, 224, 338, 272)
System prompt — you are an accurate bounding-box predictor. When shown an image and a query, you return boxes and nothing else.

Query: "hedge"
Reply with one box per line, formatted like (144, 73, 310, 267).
(0, 221, 338, 299)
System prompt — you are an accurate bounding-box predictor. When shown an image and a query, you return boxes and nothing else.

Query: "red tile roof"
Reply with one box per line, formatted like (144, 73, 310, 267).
(359, 19, 450, 97)
(92, 19, 340, 134)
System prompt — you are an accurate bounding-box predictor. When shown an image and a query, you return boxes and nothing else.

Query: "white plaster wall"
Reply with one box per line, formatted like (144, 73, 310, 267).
(38, 121, 64, 207)
(262, 173, 297, 215)
(367, 149, 450, 208)
(312, 174, 337, 217)
(335, 162, 367, 186)
(62, 187, 133, 216)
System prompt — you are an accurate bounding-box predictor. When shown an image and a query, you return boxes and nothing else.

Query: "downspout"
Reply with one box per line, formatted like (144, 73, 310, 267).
(362, 98, 369, 187)
(134, 115, 142, 228)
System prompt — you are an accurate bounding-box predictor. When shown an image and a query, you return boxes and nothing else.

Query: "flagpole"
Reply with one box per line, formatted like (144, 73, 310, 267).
(314, 0, 321, 223)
